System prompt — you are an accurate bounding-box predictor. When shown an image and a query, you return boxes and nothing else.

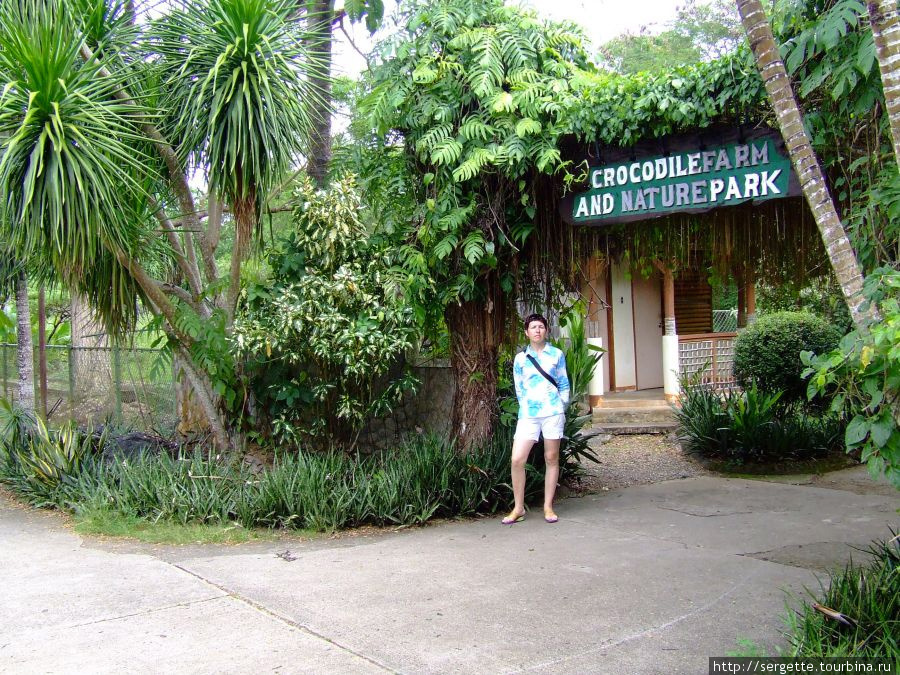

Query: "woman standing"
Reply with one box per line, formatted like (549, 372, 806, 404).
(502, 313, 570, 525)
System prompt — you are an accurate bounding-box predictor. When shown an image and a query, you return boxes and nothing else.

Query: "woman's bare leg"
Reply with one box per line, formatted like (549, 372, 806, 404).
(543, 438, 561, 516)
(509, 437, 535, 516)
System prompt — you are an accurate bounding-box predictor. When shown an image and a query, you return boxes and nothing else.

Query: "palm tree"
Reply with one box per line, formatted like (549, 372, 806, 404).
(736, 0, 877, 331)
(867, 1, 900, 169)
(0, 0, 328, 449)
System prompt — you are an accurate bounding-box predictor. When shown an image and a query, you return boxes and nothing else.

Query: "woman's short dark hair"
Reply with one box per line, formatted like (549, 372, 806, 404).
(523, 313, 548, 330)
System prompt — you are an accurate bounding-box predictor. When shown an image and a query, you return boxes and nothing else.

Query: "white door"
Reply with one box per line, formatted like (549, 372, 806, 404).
(610, 262, 636, 390)
(632, 275, 664, 390)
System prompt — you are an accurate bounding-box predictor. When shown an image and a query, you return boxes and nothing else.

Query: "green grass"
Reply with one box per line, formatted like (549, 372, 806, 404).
(71, 505, 302, 545)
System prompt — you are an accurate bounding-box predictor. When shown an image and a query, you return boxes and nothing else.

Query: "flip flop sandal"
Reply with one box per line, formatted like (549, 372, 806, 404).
(501, 512, 525, 525)
(544, 511, 559, 523)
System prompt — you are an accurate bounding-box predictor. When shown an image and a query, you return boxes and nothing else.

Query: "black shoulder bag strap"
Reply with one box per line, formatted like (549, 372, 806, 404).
(525, 352, 558, 390)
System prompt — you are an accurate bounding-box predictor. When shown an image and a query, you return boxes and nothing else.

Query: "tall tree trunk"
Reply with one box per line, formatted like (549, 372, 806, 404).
(737, 0, 877, 331)
(174, 353, 215, 436)
(70, 292, 109, 400)
(14, 269, 34, 416)
(445, 271, 505, 452)
(303, 0, 334, 187)
(868, 1, 900, 169)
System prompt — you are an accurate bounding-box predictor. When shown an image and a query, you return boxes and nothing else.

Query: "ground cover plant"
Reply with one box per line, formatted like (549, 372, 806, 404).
(0, 406, 550, 532)
(785, 536, 899, 659)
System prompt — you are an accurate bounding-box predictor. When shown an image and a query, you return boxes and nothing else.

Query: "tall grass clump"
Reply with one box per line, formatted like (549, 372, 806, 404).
(785, 536, 899, 659)
(1, 408, 544, 532)
(676, 380, 844, 464)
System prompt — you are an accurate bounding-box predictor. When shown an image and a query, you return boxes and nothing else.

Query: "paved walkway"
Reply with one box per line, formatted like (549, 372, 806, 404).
(2, 466, 897, 675)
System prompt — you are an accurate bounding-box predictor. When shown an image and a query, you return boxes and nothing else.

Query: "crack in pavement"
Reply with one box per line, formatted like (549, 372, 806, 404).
(499, 566, 765, 675)
(656, 506, 754, 517)
(64, 595, 226, 629)
(167, 561, 404, 675)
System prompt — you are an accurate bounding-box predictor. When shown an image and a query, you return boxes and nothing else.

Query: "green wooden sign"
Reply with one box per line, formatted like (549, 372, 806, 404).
(565, 130, 799, 226)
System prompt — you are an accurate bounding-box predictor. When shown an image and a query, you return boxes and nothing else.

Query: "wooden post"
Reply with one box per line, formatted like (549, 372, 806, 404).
(746, 276, 757, 325)
(733, 262, 747, 329)
(662, 266, 676, 336)
(38, 286, 48, 420)
(711, 339, 719, 385)
(68, 344, 76, 419)
(112, 343, 122, 424)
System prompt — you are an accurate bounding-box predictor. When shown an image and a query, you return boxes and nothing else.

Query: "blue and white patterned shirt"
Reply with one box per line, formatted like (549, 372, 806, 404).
(513, 344, 571, 419)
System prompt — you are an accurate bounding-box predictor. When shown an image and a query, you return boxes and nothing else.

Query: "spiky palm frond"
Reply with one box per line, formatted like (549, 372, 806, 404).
(69, 0, 141, 57)
(155, 0, 328, 213)
(0, 0, 151, 270)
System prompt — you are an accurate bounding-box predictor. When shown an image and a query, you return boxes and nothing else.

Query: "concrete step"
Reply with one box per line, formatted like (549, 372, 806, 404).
(592, 422, 678, 435)
(594, 398, 671, 409)
(592, 406, 677, 425)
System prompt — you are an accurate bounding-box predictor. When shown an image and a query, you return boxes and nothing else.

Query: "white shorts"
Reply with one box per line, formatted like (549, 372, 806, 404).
(514, 414, 566, 442)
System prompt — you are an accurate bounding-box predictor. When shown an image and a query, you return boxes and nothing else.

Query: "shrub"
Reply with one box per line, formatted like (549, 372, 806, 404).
(234, 175, 420, 450)
(785, 535, 899, 659)
(734, 311, 841, 402)
(676, 381, 844, 464)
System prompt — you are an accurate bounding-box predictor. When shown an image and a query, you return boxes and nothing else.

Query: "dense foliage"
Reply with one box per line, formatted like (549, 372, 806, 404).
(0, 0, 329, 449)
(804, 269, 900, 488)
(360, 0, 598, 447)
(733, 311, 841, 402)
(597, 0, 743, 75)
(234, 175, 419, 449)
(363, 0, 592, 312)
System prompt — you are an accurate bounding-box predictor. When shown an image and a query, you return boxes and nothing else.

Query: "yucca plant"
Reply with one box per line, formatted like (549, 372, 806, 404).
(16, 419, 105, 488)
(0, 396, 33, 459)
(155, 0, 323, 316)
(677, 375, 844, 463)
(0, 0, 329, 450)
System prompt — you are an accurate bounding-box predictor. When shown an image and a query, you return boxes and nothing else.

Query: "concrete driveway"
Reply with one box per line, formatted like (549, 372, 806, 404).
(2, 466, 897, 675)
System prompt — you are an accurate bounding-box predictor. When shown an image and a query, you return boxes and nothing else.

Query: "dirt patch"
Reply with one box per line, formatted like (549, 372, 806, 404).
(570, 433, 710, 492)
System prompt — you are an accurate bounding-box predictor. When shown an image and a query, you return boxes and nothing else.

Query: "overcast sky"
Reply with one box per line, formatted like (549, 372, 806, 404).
(333, 0, 685, 78)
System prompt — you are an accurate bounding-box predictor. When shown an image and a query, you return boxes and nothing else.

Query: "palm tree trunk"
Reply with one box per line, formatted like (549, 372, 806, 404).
(867, 1, 900, 168)
(737, 0, 876, 331)
(303, 0, 334, 187)
(14, 268, 35, 416)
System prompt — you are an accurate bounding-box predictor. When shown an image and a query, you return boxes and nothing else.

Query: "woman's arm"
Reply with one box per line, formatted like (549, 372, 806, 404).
(556, 351, 571, 405)
(513, 355, 526, 402)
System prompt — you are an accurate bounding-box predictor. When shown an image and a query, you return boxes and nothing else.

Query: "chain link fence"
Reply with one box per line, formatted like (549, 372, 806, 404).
(0, 344, 176, 433)
(712, 309, 738, 332)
